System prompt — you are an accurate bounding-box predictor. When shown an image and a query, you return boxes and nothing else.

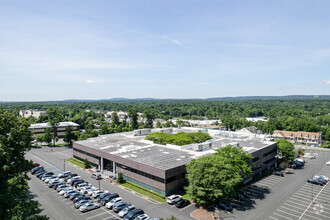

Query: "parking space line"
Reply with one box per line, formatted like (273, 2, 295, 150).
(291, 194, 313, 202)
(290, 197, 310, 204)
(280, 206, 303, 214)
(303, 211, 327, 220)
(269, 216, 279, 220)
(277, 208, 300, 218)
(86, 211, 108, 219)
(298, 183, 328, 220)
(283, 202, 306, 210)
(273, 212, 294, 220)
(179, 203, 194, 211)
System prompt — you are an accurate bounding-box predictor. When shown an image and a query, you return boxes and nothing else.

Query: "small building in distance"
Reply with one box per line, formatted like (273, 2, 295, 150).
(29, 122, 80, 139)
(237, 126, 263, 134)
(73, 127, 277, 196)
(272, 130, 322, 146)
(246, 116, 269, 122)
(19, 109, 47, 119)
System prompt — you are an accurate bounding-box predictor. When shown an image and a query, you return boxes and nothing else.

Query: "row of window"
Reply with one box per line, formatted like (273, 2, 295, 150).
(263, 148, 277, 157)
(73, 148, 100, 160)
(117, 163, 166, 184)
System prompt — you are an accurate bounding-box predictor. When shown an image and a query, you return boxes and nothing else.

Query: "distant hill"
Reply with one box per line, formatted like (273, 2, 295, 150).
(0, 95, 329, 103)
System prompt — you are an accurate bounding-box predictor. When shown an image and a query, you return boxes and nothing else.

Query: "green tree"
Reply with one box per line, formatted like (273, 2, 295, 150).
(117, 172, 125, 184)
(0, 109, 49, 219)
(46, 107, 63, 150)
(276, 139, 295, 163)
(63, 125, 78, 145)
(297, 148, 305, 156)
(185, 145, 252, 204)
(128, 109, 139, 130)
(144, 110, 155, 128)
(111, 112, 120, 126)
(156, 121, 162, 128)
(43, 128, 52, 145)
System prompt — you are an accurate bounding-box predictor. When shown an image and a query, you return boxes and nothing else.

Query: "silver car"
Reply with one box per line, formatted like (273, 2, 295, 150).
(119, 205, 135, 217)
(79, 202, 99, 212)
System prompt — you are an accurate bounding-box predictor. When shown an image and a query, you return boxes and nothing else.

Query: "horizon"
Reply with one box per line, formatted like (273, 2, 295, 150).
(1, 1, 330, 101)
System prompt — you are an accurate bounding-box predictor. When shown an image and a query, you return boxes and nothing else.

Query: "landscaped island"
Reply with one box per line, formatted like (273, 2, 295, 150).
(145, 132, 211, 146)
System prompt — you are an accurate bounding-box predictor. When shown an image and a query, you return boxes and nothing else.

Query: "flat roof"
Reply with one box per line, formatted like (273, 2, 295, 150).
(29, 122, 79, 129)
(75, 128, 276, 170)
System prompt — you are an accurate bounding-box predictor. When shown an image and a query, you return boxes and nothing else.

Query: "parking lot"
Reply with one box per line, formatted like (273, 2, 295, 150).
(27, 147, 196, 220)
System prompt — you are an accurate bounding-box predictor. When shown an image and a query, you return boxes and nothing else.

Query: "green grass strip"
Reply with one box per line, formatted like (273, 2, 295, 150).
(120, 182, 166, 203)
(67, 158, 85, 168)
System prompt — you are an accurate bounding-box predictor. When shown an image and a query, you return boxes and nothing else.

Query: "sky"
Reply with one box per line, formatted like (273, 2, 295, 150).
(0, 0, 329, 101)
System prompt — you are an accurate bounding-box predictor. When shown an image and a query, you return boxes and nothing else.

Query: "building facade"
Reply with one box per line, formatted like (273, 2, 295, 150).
(29, 122, 80, 139)
(272, 130, 322, 146)
(19, 109, 47, 119)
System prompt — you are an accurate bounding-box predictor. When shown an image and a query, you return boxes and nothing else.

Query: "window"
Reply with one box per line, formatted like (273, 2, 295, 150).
(116, 163, 165, 183)
(73, 148, 100, 160)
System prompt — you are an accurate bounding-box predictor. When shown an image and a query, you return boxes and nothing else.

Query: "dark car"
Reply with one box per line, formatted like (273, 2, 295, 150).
(124, 209, 144, 220)
(273, 171, 284, 177)
(235, 191, 248, 200)
(70, 192, 83, 200)
(73, 195, 91, 203)
(101, 193, 119, 206)
(307, 178, 324, 186)
(113, 202, 131, 213)
(97, 192, 111, 202)
(216, 202, 233, 212)
(65, 173, 78, 181)
(73, 180, 85, 187)
(31, 166, 44, 174)
(53, 182, 63, 189)
(36, 171, 46, 178)
(70, 178, 82, 186)
(175, 199, 191, 208)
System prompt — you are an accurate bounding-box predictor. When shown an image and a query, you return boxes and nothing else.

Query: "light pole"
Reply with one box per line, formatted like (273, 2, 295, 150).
(63, 159, 65, 172)
(98, 179, 101, 190)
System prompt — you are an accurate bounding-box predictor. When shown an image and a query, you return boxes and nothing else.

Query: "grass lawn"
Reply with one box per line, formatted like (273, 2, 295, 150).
(67, 158, 85, 168)
(120, 182, 166, 203)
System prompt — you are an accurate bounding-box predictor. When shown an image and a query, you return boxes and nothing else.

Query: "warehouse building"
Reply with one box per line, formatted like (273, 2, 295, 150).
(73, 128, 277, 196)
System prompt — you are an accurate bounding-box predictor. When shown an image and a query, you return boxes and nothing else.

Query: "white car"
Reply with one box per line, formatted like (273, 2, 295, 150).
(105, 197, 122, 209)
(44, 176, 57, 183)
(59, 187, 73, 196)
(303, 154, 316, 159)
(80, 186, 92, 194)
(134, 214, 149, 220)
(87, 187, 98, 196)
(79, 202, 99, 212)
(167, 195, 182, 204)
(326, 161, 330, 166)
(92, 190, 105, 198)
(67, 176, 81, 184)
(119, 205, 135, 217)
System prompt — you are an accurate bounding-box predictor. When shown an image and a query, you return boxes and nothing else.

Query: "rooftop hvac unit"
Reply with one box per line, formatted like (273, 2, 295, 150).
(134, 129, 151, 136)
(193, 142, 212, 151)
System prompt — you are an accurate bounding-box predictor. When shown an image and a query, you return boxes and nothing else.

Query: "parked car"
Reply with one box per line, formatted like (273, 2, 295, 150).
(167, 195, 182, 204)
(313, 176, 328, 184)
(31, 166, 44, 174)
(67, 176, 81, 184)
(91, 173, 102, 180)
(64, 190, 77, 198)
(175, 199, 191, 208)
(303, 154, 315, 159)
(77, 182, 91, 190)
(235, 191, 248, 200)
(79, 202, 100, 212)
(48, 181, 60, 188)
(124, 209, 144, 220)
(70, 178, 83, 186)
(105, 197, 122, 209)
(307, 178, 324, 186)
(97, 192, 111, 201)
(92, 190, 105, 198)
(73, 195, 91, 203)
(101, 193, 119, 206)
(134, 214, 149, 220)
(70, 192, 82, 200)
(36, 171, 47, 178)
(57, 184, 70, 192)
(119, 205, 136, 218)
(113, 202, 131, 213)
(86, 187, 98, 196)
(273, 171, 284, 177)
(59, 187, 73, 196)
(326, 161, 330, 166)
(74, 200, 91, 209)
(73, 180, 85, 188)
(216, 202, 233, 211)
(58, 171, 72, 178)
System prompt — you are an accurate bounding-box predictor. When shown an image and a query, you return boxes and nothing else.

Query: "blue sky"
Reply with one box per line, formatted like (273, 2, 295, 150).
(0, 0, 329, 101)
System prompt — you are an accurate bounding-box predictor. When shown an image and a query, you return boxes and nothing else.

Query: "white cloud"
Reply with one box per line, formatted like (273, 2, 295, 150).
(321, 80, 330, 84)
(86, 79, 94, 84)
(162, 35, 186, 48)
(327, 81, 330, 84)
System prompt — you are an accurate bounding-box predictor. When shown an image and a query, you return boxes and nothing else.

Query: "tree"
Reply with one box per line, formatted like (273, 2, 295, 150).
(0, 109, 49, 219)
(46, 107, 63, 150)
(143, 110, 155, 128)
(117, 172, 125, 184)
(297, 148, 305, 156)
(128, 109, 138, 130)
(276, 139, 296, 163)
(156, 121, 162, 128)
(42, 128, 52, 145)
(185, 145, 252, 204)
(63, 125, 78, 145)
(111, 112, 120, 126)
(83, 158, 92, 168)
